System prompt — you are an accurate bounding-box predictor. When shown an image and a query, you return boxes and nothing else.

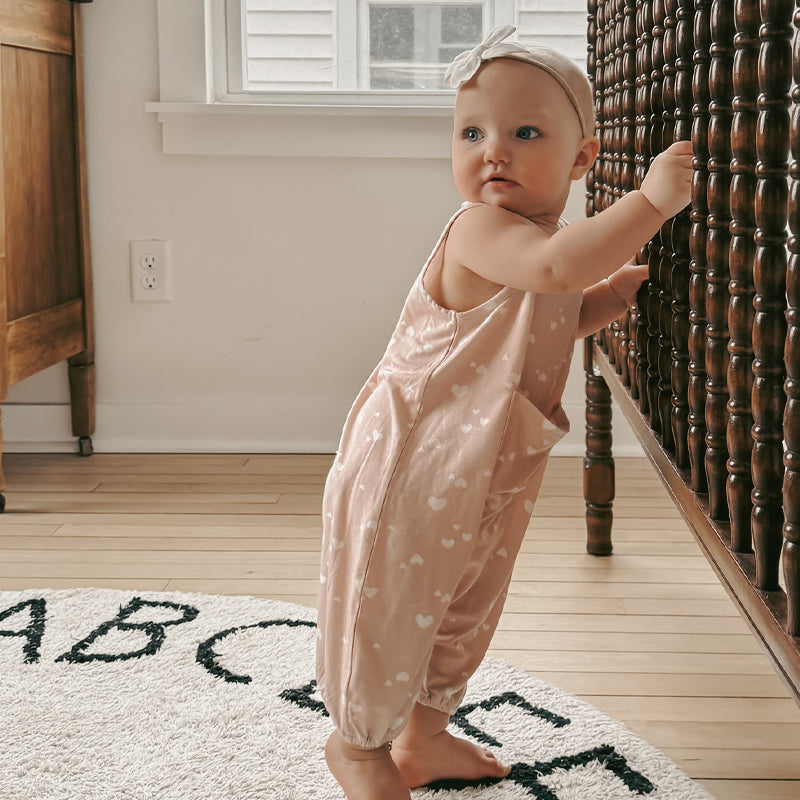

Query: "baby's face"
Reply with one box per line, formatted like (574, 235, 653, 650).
(451, 58, 593, 222)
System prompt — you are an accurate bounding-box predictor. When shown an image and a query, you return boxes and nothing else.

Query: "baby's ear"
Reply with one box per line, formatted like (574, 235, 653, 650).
(569, 136, 600, 180)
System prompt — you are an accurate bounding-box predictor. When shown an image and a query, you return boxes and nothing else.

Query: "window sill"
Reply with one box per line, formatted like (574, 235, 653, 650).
(145, 102, 455, 159)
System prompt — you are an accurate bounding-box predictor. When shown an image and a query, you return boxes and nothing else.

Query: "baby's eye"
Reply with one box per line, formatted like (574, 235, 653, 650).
(463, 127, 482, 142)
(516, 126, 540, 140)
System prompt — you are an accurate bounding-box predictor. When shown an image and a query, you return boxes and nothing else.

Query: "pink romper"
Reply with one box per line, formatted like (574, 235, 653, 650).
(316, 202, 581, 748)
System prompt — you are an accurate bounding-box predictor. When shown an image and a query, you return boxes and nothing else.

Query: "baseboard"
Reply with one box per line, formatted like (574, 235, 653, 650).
(0, 401, 644, 456)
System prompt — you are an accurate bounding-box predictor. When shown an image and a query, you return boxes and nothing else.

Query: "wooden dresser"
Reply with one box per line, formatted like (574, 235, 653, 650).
(0, 0, 95, 512)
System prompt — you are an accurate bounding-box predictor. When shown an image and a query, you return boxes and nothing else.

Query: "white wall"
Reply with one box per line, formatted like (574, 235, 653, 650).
(3, 0, 640, 456)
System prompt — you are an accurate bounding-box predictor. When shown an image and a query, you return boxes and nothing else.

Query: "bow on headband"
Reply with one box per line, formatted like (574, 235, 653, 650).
(444, 25, 530, 88)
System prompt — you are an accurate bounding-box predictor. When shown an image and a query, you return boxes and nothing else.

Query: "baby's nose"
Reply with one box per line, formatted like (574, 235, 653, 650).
(483, 137, 510, 164)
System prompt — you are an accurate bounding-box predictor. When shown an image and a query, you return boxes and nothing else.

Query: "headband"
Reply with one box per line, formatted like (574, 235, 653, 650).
(444, 25, 596, 138)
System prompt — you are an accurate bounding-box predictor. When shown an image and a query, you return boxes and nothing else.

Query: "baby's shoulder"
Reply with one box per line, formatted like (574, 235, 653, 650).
(449, 203, 539, 243)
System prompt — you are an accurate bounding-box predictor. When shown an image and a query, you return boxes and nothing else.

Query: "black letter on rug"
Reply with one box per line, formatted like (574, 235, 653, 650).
(505, 745, 655, 798)
(450, 691, 570, 747)
(0, 598, 46, 664)
(279, 679, 328, 716)
(196, 618, 316, 684)
(425, 745, 655, 796)
(56, 597, 199, 664)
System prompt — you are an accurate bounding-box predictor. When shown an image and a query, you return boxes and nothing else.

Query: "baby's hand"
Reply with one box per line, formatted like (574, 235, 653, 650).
(608, 257, 649, 306)
(640, 140, 693, 219)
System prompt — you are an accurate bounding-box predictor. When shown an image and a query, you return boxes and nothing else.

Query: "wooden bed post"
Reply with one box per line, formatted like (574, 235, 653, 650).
(584, 338, 614, 556)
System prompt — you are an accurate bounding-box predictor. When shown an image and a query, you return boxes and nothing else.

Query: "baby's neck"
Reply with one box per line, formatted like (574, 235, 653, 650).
(527, 212, 563, 234)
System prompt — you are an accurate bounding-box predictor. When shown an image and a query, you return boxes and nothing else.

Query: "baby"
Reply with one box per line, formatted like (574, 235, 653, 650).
(316, 25, 692, 800)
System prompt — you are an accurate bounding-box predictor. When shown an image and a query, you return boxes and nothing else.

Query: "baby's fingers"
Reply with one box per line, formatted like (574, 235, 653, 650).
(664, 140, 693, 157)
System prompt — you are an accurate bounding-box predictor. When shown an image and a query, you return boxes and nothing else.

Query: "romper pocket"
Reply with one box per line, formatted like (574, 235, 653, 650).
(485, 391, 570, 499)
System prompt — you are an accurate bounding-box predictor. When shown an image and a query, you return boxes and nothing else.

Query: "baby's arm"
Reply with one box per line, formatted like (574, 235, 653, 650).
(576, 258, 649, 338)
(446, 141, 692, 295)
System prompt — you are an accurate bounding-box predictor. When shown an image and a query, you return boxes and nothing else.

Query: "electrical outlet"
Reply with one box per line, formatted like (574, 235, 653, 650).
(130, 240, 172, 302)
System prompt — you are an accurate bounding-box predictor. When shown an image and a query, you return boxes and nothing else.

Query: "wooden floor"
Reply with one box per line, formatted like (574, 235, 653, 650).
(0, 452, 798, 799)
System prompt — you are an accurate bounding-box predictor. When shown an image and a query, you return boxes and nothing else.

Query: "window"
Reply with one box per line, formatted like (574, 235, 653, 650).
(218, 0, 587, 104)
(150, 0, 589, 158)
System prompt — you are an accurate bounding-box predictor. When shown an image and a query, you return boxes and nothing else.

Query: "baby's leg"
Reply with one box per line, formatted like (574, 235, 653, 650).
(325, 731, 411, 800)
(390, 703, 509, 789)
(392, 487, 540, 788)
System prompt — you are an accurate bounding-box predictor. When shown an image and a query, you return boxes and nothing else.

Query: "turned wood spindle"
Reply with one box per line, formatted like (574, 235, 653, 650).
(647, 0, 666, 434)
(624, 0, 641, 397)
(587, 0, 599, 220)
(670, 0, 694, 470)
(752, 0, 790, 591)
(727, 0, 759, 552)
(584, 341, 615, 557)
(688, 0, 711, 493)
(705, 0, 734, 520)
(635, 0, 654, 412)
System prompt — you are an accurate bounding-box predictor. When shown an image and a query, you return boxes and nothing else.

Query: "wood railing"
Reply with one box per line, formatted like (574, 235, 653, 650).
(583, 0, 800, 703)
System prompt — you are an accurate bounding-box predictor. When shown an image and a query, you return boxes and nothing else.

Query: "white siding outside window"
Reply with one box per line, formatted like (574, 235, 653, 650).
(223, 0, 588, 99)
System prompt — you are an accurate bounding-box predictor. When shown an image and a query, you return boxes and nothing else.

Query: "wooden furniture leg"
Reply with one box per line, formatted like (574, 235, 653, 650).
(584, 337, 614, 556)
(68, 358, 95, 457)
(68, 6, 95, 459)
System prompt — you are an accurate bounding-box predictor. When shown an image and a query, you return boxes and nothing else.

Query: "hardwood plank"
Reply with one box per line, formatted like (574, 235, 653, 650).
(490, 629, 763, 654)
(659, 748, 800, 779)
(699, 780, 800, 799)
(52, 523, 322, 539)
(487, 649, 777, 674)
(632, 721, 800, 750)
(0, 535, 322, 552)
(497, 611, 753, 634)
(512, 552, 721, 571)
(0, 549, 320, 566)
(528, 670, 792, 698)
(522, 539, 704, 555)
(526, 596, 740, 616)
(0, 524, 61, 536)
(0, 578, 170, 592)
(0, 513, 321, 526)
(1, 492, 281, 514)
(508, 581, 732, 599)
(3, 479, 101, 493)
(583, 695, 800, 723)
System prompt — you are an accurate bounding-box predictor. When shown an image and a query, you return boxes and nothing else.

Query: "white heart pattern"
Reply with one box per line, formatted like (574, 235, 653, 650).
(428, 497, 447, 512)
(415, 615, 434, 629)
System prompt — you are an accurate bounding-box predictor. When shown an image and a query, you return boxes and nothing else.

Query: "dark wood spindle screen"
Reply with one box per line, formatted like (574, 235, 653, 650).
(584, 0, 800, 702)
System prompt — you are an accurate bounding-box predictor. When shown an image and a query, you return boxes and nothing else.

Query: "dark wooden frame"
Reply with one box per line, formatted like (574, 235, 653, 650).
(584, 0, 800, 704)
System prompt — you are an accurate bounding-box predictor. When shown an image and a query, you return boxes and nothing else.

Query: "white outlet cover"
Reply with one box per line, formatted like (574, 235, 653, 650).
(130, 240, 172, 302)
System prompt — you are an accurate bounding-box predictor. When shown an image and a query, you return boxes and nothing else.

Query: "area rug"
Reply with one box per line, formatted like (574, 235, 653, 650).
(0, 588, 714, 800)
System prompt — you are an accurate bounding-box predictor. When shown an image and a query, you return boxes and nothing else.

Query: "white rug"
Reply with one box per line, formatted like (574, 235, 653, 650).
(0, 588, 714, 800)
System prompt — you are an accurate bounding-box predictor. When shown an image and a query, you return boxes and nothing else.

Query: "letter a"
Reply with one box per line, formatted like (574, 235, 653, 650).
(0, 598, 46, 664)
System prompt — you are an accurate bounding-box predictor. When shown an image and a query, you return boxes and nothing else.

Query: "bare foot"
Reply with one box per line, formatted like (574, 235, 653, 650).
(390, 729, 510, 789)
(325, 731, 411, 800)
